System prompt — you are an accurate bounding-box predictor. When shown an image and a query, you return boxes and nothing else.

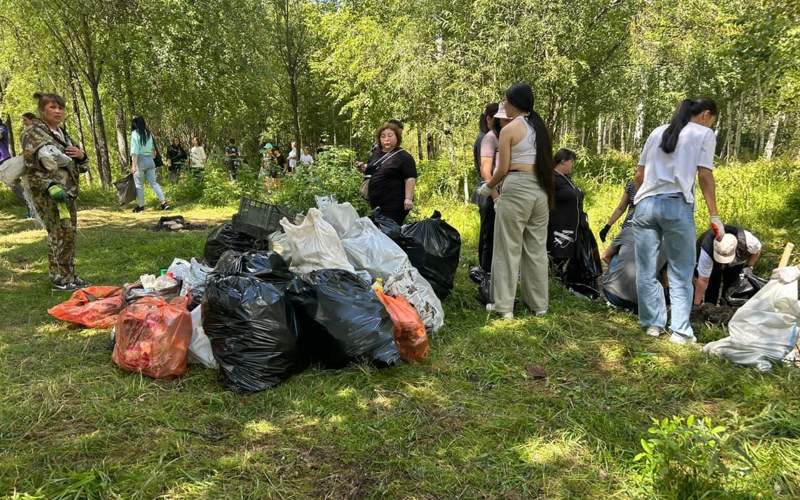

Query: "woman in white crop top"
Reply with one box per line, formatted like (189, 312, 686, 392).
(476, 83, 555, 319)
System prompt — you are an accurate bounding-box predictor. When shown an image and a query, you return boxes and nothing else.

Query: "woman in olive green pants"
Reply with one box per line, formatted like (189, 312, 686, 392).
(477, 83, 555, 319)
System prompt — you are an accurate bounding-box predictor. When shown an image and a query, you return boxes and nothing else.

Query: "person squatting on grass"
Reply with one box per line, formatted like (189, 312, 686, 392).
(694, 225, 762, 306)
(477, 83, 555, 319)
(633, 97, 722, 344)
(599, 176, 638, 263)
(22, 92, 90, 292)
(130, 116, 170, 213)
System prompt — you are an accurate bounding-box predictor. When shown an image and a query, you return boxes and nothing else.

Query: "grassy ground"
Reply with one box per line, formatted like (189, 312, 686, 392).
(1, 162, 799, 498)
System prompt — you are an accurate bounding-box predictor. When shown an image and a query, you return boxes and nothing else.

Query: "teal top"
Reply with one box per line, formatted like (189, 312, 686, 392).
(131, 130, 154, 156)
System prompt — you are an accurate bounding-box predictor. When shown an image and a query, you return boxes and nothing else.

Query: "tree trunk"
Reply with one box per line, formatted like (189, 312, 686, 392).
(733, 96, 744, 161)
(88, 79, 111, 186)
(68, 72, 91, 185)
(6, 115, 15, 156)
(763, 112, 784, 160)
(289, 74, 303, 150)
(723, 101, 733, 160)
(634, 101, 644, 149)
(619, 119, 626, 153)
(115, 103, 129, 171)
(596, 115, 603, 154)
(417, 128, 424, 161)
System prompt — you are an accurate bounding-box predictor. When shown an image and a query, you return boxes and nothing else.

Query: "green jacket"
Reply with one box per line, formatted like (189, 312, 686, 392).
(22, 118, 88, 197)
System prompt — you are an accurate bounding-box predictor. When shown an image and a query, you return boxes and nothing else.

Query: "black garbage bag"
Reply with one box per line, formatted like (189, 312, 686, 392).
(724, 271, 768, 307)
(399, 210, 461, 299)
(114, 174, 136, 206)
(287, 269, 399, 368)
(563, 214, 602, 299)
(203, 223, 269, 267)
(369, 208, 402, 241)
(214, 249, 293, 281)
(203, 251, 302, 393)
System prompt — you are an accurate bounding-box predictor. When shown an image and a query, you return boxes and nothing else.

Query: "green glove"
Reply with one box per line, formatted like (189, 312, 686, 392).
(56, 202, 70, 220)
(48, 185, 67, 202)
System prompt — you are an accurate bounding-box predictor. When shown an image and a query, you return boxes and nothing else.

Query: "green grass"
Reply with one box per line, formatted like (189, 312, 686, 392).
(1, 161, 799, 498)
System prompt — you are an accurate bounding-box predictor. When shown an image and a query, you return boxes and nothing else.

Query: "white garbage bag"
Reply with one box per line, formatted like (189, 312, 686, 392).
(269, 230, 292, 265)
(0, 156, 25, 187)
(280, 208, 355, 275)
(189, 305, 218, 369)
(703, 267, 800, 371)
(341, 218, 409, 280)
(167, 257, 213, 298)
(385, 263, 445, 333)
(315, 194, 338, 210)
(320, 201, 359, 238)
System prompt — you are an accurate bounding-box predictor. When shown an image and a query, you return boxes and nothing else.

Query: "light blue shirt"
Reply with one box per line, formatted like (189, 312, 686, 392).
(131, 130, 154, 156)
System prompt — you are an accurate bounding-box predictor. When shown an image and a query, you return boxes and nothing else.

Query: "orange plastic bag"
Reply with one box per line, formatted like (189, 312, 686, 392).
(48, 286, 125, 329)
(112, 295, 192, 379)
(375, 289, 429, 362)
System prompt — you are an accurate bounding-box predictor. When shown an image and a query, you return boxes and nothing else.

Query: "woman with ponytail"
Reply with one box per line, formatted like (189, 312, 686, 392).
(633, 97, 721, 344)
(477, 83, 555, 318)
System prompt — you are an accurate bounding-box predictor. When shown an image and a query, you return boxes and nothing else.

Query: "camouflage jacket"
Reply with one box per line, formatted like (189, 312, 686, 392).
(22, 118, 88, 197)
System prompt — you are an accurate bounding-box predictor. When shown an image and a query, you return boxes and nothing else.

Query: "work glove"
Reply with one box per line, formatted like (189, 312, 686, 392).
(710, 216, 724, 240)
(47, 184, 67, 202)
(476, 182, 493, 198)
(743, 266, 754, 278)
(599, 224, 611, 242)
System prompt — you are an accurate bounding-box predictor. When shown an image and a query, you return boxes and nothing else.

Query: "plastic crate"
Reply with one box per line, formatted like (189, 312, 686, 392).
(232, 198, 294, 239)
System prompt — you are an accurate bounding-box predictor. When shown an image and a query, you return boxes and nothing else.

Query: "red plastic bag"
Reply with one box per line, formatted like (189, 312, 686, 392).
(48, 286, 125, 329)
(112, 296, 192, 379)
(375, 289, 429, 362)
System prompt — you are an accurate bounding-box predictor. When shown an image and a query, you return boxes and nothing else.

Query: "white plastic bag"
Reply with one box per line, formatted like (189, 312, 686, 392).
(341, 217, 409, 280)
(703, 267, 800, 371)
(189, 305, 218, 369)
(385, 263, 445, 333)
(320, 202, 359, 238)
(269, 230, 292, 265)
(0, 155, 25, 187)
(280, 208, 355, 274)
(167, 258, 191, 283)
(314, 194, 338, 210)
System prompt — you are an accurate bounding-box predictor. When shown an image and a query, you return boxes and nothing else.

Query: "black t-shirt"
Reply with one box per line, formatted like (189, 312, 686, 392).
(548, 173, 584, 258)
(367, 148, 417, 214)
(473, 132, 485, 177)
(225, 145, 239, 158)
(167, 144, 187, 163)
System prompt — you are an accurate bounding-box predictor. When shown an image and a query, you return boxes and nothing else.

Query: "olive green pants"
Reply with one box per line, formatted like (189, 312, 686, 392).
(490, 173, 549, 314)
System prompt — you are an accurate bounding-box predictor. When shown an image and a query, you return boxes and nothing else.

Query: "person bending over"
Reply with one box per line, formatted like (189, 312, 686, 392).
(694, 225, 762, 305)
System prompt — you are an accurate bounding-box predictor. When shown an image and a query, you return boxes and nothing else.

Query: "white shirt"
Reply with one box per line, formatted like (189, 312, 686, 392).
(634, 122, 716, 205)
(189, 146, 206, 168)
(288, 148, 298, 169)
(697, 230, 762, 278)
(299, 153, 314, 165)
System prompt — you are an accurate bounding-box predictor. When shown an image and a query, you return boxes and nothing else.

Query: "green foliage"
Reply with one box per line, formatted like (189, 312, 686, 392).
(269, 147, 368, 213)
(633, 415, 753, 498)
(415, 159, 474, 204)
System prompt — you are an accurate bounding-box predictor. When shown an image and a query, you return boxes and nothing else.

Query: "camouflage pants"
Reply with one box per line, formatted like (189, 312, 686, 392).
(30, 188, 77, 285)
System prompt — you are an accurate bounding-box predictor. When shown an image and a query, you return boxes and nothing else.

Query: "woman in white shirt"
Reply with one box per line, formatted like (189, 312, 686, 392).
(299, 146, 314, 166)
(633, 98, 721, 344)
(189, 136, 207, 173)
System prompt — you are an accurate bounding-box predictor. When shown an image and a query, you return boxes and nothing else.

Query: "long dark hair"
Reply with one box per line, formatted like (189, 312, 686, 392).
(660, 98, 718, 154)
(131, 116, 151, 146)
(505, 83, 555, 207)
(479, 102, 499, 134)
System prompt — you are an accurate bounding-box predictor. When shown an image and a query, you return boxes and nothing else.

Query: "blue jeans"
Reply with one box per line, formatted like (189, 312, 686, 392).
(133, 155, 165, 207)
(633, 194, 696, 339)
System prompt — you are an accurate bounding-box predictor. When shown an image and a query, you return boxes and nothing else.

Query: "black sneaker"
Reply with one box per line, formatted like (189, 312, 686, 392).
(52, 281, 80, 292)
(160, 202, 171, 211)
(72, 276, 91, 288)
(132, 205, 144, 213)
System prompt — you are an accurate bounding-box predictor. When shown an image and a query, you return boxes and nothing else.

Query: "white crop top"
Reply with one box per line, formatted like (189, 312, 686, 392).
(510, 115, 537, 165)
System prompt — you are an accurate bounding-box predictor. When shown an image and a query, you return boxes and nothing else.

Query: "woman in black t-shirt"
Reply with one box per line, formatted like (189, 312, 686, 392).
(365, 122, 417, 225)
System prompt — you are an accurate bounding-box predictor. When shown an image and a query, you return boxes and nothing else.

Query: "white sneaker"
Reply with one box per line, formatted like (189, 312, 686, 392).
(645, 326, 663, 337)
(486, 303, 514, 319)
(669, 333, 697, 345)
(535, 310, 547, 317)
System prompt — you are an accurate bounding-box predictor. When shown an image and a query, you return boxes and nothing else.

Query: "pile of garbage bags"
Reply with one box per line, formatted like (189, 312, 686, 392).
(47, 197, 461, 393)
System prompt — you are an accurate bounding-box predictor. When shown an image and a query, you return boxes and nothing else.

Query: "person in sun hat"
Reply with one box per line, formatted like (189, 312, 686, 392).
(694, 225, 762, 306)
